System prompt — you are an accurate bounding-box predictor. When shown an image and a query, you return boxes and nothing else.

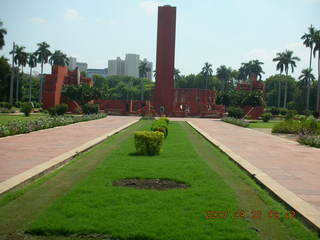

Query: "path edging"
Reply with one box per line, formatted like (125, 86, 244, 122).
(0, 119, 140, 196)
(187, 121, 320, 231)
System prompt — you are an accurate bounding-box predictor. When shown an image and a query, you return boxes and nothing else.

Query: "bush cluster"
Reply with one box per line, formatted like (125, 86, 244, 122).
(0, 101, 15, 113)
(0, 102, 12, 109)
(298, 135, 320, 148)
(262, 112, 272, 122)
(48, 104, 69, 116)
(272, 117, 320, 135)
(227, 107, 245, 119)
(83, 104, 99, 114)
(20, 102, 33, 116)
(134, 131, 164, 155)
(134, 118, 170, 156)
(0, 114, 107, 138)
(221, 117, 249, 127)
(151, 118, 169, 138)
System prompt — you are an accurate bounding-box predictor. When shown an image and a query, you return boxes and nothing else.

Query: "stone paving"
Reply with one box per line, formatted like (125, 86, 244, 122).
(0, 116, 139, 183)
(184, 118, 320, 211)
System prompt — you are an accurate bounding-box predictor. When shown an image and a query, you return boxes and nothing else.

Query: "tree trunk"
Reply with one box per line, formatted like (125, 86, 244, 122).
(29, 67, 32, 102)
(283, 72, 288, 108)
(277, 79, 281, 108)
(39, 62, 43, 102)
(316, 52, 320, 112)
(306, 47, 313, 110)
(9, 42, 15, 105)
(15, 66, 20, 102)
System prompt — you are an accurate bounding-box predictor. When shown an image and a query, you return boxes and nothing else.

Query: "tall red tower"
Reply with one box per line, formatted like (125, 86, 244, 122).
(154, 5, 176, 116)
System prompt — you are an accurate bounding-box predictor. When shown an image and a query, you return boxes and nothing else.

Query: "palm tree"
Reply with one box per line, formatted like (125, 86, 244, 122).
(138, 61, 151, 101)
(49, 50, 69, 66)
(299, 69, 315, 97)
(13, 45, 28, 101)
(273, 50, 300, 108)
(28, 52, 37, 102)
(0, 20, 7, 50)
(201, 62, 213, 89)
(301, 25, 316, 110)
(35, 41, 51, 102)
(313, 30, 320, 112)
(216, 65, 233, 91)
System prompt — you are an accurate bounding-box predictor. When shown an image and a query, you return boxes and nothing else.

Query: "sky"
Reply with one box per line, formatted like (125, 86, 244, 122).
(0, 0, 319, 79)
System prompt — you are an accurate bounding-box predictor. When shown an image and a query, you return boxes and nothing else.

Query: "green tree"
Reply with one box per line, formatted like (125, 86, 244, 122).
(35, 41, 51, 102)
(0, 20, 7, 50)
(0, 56, 11, 101)
(28, 52, 37, 102)
(138, 61, 151, 101)
(49, 50, 69, 66)
(299, 68, 315, 90)
(313, 30, 320, 112)
(174, 68, 181, 88)
(216, 65, 233, 91)
(301, 25, 317, 110)
(61, 84, 103, 107)
(201, 62, 213, 89)
(273, 50, 300, 108)
(12, 45, 28, 101)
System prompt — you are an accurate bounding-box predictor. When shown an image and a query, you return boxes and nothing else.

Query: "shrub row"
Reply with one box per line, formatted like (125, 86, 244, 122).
(134, 118, 170, 156)
(0, 114, 107, 138)
(83, 104, 100, 114)
(272, 117, 320, 135)
(221, 117, 249, 127)
(48, 104, 68, 116)
(298, 135, 320, 148)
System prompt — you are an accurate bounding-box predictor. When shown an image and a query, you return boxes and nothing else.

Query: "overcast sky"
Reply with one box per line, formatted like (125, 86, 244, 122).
(0, 0, 319, 79)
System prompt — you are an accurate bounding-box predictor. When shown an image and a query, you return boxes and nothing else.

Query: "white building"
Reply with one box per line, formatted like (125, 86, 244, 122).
(125, 54, 140, 78)
(108, 57, 125, 76)
(68, 57, 88, 73)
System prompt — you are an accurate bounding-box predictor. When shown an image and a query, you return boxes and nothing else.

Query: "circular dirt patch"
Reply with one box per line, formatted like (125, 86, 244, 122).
(112, 178, 189, 190)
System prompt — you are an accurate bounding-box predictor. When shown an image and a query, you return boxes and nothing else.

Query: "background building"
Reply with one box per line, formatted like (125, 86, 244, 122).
(68, 57, 88, 73)
(87, 68, 108, 78)
(108, 54, 153, 80)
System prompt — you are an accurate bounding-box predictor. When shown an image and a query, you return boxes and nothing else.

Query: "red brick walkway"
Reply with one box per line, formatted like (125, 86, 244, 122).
(186, 119, 320, 211)
(0, 116, 139, 183)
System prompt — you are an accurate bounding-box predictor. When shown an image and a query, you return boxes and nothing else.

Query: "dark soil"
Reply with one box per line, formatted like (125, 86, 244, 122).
(112, 178, 189, 190)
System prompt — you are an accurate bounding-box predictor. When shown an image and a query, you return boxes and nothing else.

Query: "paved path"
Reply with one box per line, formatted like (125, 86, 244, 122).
(184, 118, 320, 212)
(0, 116, 139, 183)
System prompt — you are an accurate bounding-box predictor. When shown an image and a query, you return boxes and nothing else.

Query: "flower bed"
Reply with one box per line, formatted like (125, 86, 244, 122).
(298, 135, 320, 148)
(0, 114, 107, 138)
(221, 117, 249, 127)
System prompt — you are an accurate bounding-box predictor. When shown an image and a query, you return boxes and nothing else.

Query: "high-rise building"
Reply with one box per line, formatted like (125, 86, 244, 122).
(68, 57, 88, 73)
(125, 54, 140, 78)
(76, 62, 88, 73)
(141, 58, 153, 81)
(108, 57, 125, 76)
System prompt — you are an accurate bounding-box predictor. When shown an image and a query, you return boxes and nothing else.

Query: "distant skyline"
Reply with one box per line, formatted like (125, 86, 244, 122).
(0, 0, 319, 79)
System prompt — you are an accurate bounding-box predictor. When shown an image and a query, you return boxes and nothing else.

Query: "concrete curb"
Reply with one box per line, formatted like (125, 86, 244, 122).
(0, 119, 140, 196)
(187, 121, 320, 231)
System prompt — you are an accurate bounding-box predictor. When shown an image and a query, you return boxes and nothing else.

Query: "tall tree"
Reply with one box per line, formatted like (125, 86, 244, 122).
(301, 25, 316, 110)
(49, 50, 69, 66)
(0, 20, 7, 50)
(35, 41, 51, 102)
(313, 30, 320, 112)
(138, 61, 150, 101)
(216, 65, 232, 91)
(273, 50, 300, 108)
(13, 45, 28, 101)
(28, 52, 37, 102)
(298, 68, 315, 102)
(201, 62, 213, 89)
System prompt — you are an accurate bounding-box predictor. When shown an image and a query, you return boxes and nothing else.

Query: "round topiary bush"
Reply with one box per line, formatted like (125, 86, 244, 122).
(20, 102, 33, 116)
(262, 112, 272, 122)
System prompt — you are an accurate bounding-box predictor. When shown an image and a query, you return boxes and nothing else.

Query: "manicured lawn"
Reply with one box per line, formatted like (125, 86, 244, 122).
(0, 113, 48, 124)
(0, 120, 317, 239)
(248, 120, 280, 128)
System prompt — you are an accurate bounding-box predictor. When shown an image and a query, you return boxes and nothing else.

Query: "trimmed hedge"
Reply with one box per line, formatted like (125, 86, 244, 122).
(227, 106, 244, 119)
(20, 102, 33, 116)
(298, 135, 320, 148)
(151, 119, 168, 138)
(0, 114, 107, 138)
(134, 131, 164, 155)
(272, 117, 320, 135)
(262, 112, 272, 122)
(48, 104, 68, 116)
(83, 104, 99, 114)
(221, 117, 249, 127)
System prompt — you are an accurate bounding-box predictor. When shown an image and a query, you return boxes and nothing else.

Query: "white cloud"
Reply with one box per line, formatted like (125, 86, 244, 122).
(29, 17, 47, 24)
(139, 1, 160, 16)
(64, 9, 82, 21)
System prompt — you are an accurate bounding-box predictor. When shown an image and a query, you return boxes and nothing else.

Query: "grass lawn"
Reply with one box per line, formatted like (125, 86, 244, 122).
(248, 120, 280, 128)
(0, 120, 317, 240)
(0, 113, 48, 124)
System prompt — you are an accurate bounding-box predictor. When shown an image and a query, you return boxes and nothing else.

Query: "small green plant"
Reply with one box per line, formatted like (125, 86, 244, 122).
(83, 104, 99, 114)
(151, 119, 169, 138)
(159, 117, 170, 124)
(272, 120, 301, 134)
(269, 107, 280, 116)
(285, 110, 297, 120)
(298, 135, 320, 148)
(134, 131, 164, 155)
(262, 112, 272, 122)
(227, 106, 244, 119)
(279, 108, 288, 116)
(20, 102, 33, 116)
(48, 107, 57, 116)
(55, 104, 68, 115)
